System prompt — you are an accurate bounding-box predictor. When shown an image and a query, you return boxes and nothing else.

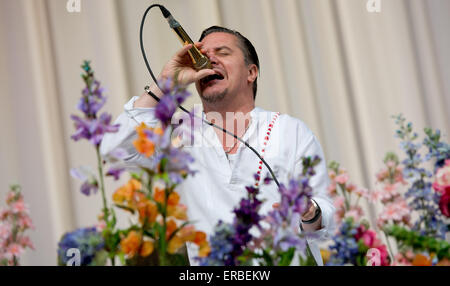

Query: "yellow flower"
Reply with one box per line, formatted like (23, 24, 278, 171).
(168, 236, 184, 254)
(178, 225, 196, 242)
(198, 242, 211, 258)
(140, 240, 154, 257)
(320, 249, 331, 264)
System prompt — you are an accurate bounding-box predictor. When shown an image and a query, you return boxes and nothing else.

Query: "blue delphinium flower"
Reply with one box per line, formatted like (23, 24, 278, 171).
(57, 227, 105, 266)
(393, 114, 448, 239)
(197, 221, 234, 266)
(326, 219, 359, 266)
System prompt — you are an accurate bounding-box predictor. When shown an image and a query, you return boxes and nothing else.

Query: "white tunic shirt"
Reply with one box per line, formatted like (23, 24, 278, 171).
(100, 96, 336, 265)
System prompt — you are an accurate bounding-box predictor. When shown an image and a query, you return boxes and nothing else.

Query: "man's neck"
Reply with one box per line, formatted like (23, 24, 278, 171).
(202, 93, 255, 124)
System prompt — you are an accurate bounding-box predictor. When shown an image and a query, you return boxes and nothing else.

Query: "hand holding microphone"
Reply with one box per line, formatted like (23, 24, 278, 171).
(136, 5, 215, 107)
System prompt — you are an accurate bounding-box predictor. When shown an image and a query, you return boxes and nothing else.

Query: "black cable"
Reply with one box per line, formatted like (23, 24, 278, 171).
(139, 4, 280, 188)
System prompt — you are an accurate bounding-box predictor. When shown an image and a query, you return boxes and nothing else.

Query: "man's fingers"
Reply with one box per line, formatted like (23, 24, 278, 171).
(175, 43, 193, 58)
(194, 69, 215, 82)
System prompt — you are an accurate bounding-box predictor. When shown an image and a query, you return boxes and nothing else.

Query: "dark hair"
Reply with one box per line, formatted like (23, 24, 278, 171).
(199, 26, 259, 99)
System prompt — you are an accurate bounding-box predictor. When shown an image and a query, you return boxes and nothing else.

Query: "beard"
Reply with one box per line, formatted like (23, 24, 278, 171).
(199, 88, 228, 104)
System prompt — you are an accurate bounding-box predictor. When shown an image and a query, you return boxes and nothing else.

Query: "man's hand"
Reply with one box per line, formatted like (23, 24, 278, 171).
(159, 42, 215, 87)
(272, 199, 322, 231)
(134, 42, 215, 108)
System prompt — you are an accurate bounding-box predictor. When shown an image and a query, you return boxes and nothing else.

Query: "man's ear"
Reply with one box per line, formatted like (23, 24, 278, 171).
(247, 64, 258, 84)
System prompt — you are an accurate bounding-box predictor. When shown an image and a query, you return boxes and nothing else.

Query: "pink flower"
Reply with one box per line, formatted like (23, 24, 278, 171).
(0, 209, 9, 220)
(376, 168, 388, 182)
(333, 197, 345, 209)
(17, 236, 34, 250)
(355, 188, 369, 198)
(11, 200, 27, 214)
(6, 191, 17, 204)
(96, 220, 107, 232)
(363, 230, 378, 247)
(374, 244, 390, 266)
(344, 206, 363, 222)
(335, 173, 349, 185)
(439, 188, 450, 217)
(327, 182, 337, 195)
(386, 161, 395, 168)
(369, 190, 381, 201)
(5, 243, 24, 260)
(378, 199, 411, 225)
(433, 161, 450, 193)
(18, 216, 34, 230)
(0, 222, 11, 240)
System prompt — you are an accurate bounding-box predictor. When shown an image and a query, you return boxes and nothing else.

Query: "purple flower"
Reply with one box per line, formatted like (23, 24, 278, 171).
(71, 61, 120, 147)
(71, 113, 119, 146)
(70, 166, 98, 196)
(77, 81, 106, 117)
(106, 166, 125, 181)
(155, 94, 177, 125)
(80, 181, 98, 196)
(154, 78, 190, 127)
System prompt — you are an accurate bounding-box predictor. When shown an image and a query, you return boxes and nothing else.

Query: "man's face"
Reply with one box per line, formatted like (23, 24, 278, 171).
(195, 32, 250, 103)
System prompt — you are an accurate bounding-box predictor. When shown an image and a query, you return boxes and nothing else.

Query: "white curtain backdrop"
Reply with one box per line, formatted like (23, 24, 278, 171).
(0, 0, 448, 265)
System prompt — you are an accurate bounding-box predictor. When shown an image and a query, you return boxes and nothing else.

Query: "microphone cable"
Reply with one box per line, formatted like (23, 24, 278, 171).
(139, 4, 280, 188)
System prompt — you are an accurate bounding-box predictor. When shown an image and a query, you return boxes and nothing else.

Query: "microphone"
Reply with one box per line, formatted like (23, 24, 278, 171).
(159, 6, 212, 70)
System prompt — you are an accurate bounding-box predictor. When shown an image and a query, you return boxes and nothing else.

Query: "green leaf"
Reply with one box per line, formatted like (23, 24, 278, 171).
(278, 248, 295, 266)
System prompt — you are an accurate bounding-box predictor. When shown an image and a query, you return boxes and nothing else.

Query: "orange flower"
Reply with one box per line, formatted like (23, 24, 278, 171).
(168, 236, 184, 254)
(137, 199, 158, 224)
(167, 192, 180, 206)
(166, 219, 178, 239)
(133, 123, 155, 157)
(436, 258, 450, 266)
(167, 204, 187, 220)
(113, 178, 142, 210)
(193, 231, 207, 245)
(198, 242, 211, 257)
(120, 231, 142, 258)
(140, 240, 154, 257)
(178, 225, 196, 242)
(153, 187, 165, 204)
(412, 254, 432, 266)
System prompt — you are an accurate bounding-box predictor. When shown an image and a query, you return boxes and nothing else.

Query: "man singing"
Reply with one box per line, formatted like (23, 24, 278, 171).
(100, 26, 335, 265)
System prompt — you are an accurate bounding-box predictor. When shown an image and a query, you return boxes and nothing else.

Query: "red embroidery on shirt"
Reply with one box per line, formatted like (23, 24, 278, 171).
(254, 112, 280, 187)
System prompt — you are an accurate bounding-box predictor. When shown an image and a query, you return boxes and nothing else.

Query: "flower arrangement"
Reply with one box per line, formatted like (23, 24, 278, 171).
(61, 61, 449, 267)
(0, 185, 34, 266)
(322, 114, 450, 266)
(199, 157, 321, 266)
(60, 61, 209, 266)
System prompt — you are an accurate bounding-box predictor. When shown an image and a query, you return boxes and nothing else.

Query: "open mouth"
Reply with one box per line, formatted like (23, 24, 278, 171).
(200, 72, 225, 87)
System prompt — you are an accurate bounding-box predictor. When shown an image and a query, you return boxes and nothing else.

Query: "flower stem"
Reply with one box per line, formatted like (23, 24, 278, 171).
(383, 230, 395, 263)
(95, 146, 109, 219)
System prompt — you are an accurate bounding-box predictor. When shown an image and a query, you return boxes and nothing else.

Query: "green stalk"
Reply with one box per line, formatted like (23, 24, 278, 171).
(95, 146, 109, 220)
(95, 146, 115, 265)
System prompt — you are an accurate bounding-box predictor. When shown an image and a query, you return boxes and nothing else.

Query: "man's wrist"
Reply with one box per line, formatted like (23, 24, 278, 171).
(301, 199, 321, 224)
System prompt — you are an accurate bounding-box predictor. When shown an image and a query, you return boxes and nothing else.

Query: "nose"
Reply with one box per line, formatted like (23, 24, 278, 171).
(204, 50, 218, 66)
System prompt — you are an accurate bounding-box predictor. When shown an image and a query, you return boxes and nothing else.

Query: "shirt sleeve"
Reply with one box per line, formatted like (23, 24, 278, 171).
(294, 125, 336, 243)
(99, 96, 159, 169)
